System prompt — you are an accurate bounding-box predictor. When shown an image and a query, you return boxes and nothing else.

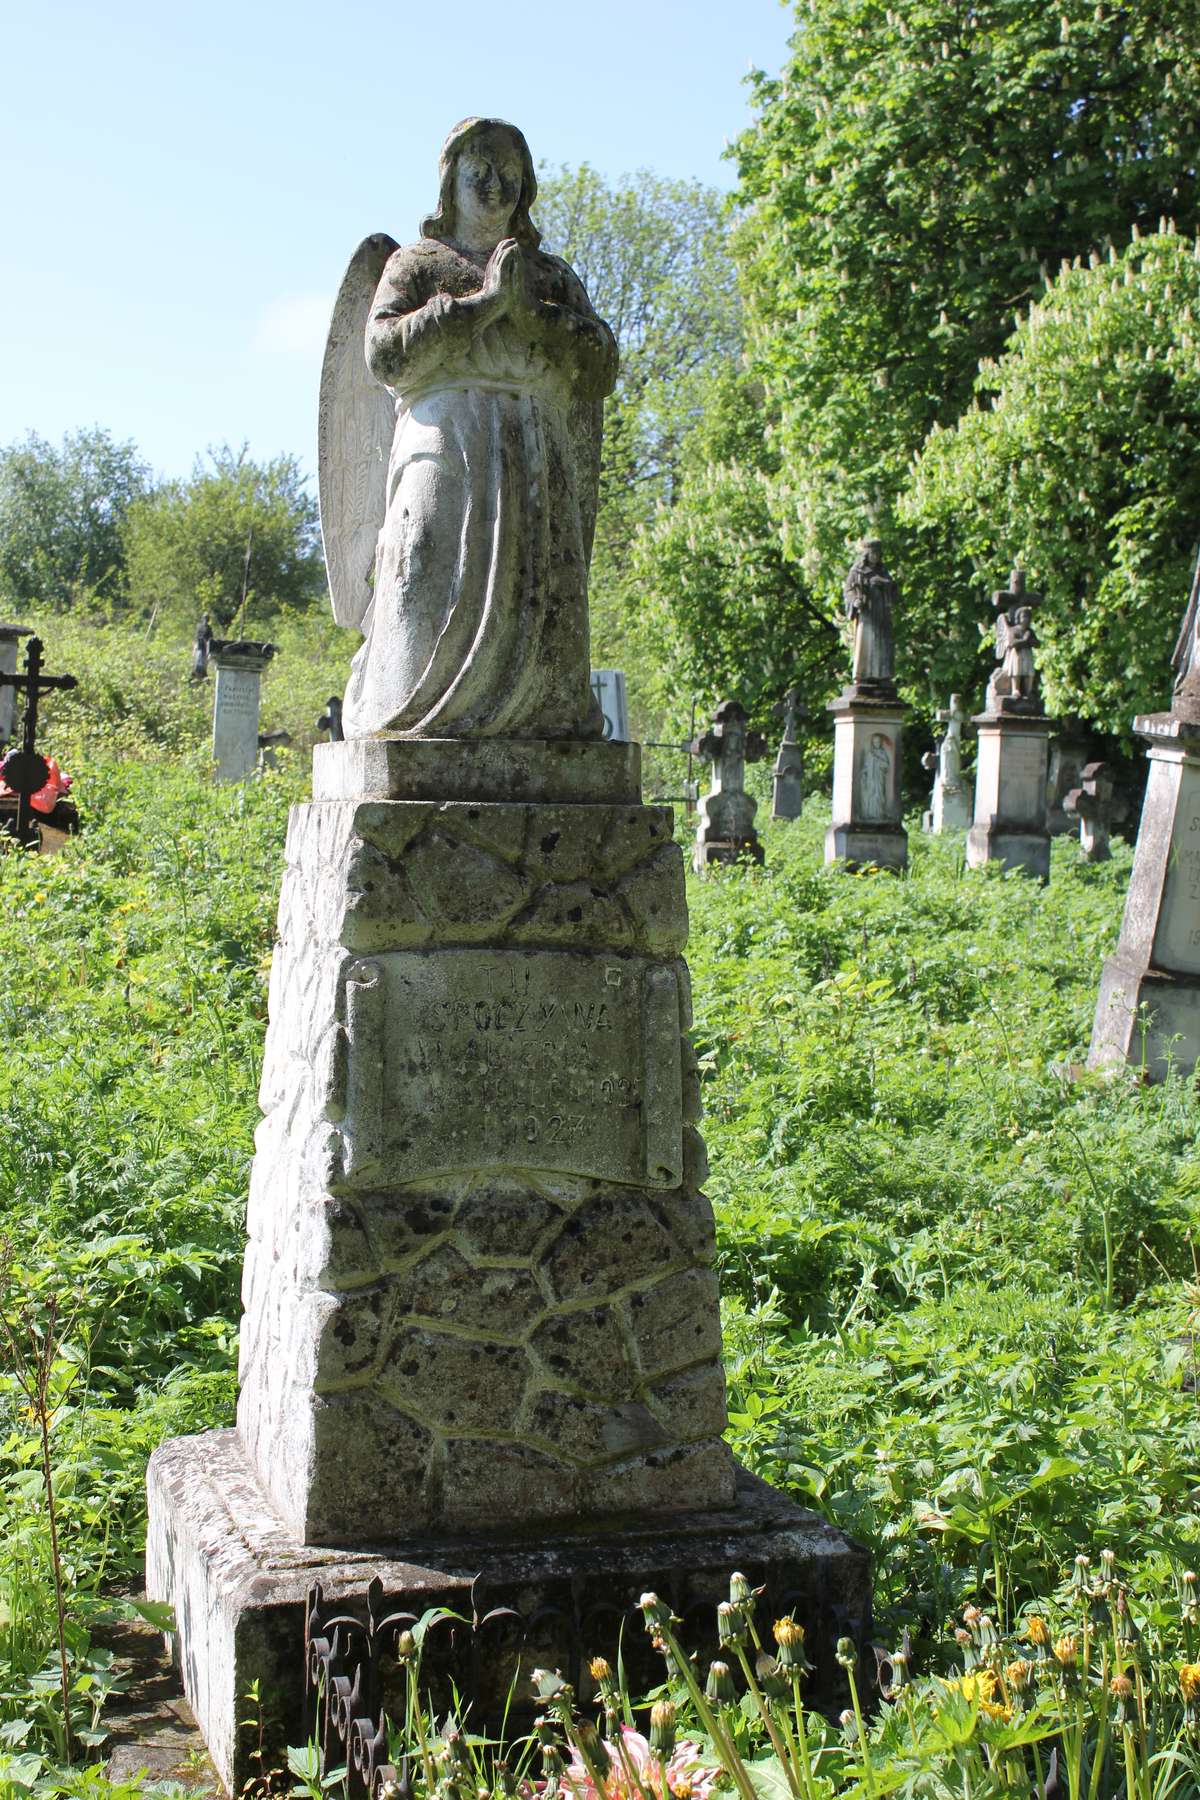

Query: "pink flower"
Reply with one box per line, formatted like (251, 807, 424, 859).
(562, 1726, 720, 1800)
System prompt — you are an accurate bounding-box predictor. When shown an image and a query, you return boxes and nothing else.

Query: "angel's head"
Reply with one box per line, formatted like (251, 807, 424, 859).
(422, 117, 541, 251)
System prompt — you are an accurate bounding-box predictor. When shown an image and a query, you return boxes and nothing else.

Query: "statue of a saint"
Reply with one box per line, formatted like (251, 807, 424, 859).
(319, 118, 617, 739)
(189, 614, 213, 682)
(937, 694, 965, 791)
(843, 539, 897, 690)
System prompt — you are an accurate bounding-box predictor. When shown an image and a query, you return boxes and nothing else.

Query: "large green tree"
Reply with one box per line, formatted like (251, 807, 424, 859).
(123, 447, 322, 632)
(0, 428, 149, 610)
(733, 0, 1200, 619)
(900, 228, 1200, 733)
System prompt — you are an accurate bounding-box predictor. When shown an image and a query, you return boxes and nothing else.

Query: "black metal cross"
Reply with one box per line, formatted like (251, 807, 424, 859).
(0, 636, 78, 847)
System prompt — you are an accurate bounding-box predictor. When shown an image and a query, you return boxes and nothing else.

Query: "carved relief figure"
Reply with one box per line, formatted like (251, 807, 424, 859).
(859, 732, 891, 818)
(319, 118, 618, 739)
(938, 694, 965, 791)
(843, 538, 897, 687)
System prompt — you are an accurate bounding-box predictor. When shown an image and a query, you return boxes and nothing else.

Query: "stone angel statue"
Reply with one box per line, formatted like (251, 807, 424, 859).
(985, 568, 1041, 709)
(318, 118, 618, 739)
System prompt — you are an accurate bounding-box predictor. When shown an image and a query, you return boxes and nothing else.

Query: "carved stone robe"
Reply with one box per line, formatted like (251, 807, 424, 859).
(343, 239, 617, 738)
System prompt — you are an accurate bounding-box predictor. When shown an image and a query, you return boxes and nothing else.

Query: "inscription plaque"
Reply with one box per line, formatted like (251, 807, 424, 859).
(340, 948, 684, 1190)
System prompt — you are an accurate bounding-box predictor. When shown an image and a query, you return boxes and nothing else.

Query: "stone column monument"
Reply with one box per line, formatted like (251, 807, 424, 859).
(825, 539, 908, 870)
(1090, 551, 1200, 1078)
(1064, 761, 1119, 862)
(692, 698, 767, 868)
(966, 568, 1053, 880)
(210, 638, 276, 781)
(921, 693, 971, 834)
(0, 625, 33, 744)
(771, 687, 807, 821)
(147, 118, 868, 1792)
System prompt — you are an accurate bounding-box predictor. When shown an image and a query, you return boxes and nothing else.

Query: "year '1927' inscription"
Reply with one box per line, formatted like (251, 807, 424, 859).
(350, 948, 684, 1189)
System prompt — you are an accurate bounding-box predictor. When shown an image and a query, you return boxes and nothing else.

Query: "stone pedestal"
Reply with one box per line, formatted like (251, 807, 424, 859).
(923, 778, 971, 836)
(1089, 713, 1200, 1079)
(147, 734, 869, 1789)
(825, 688, 908, 870)
(0, 625, 33, 744)
(966, 708, 1052, 880)
(211, 640, 275, 782)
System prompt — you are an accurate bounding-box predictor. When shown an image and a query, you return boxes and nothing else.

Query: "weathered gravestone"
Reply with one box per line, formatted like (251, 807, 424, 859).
(966, 567, 1053, 881)
(771, 688, 807, 822)
(921, 693, 971, 835)
(590, 668, 630, 742)
(1045, 721, 1091, 836)
(1064, 761, 1119, 862)
(692, 698, 767, 869)
(146, 116, 869, 1793)
(211, 639, 276, 781)
(1089, 551, 1200, 1078)
(826, 539, 908, 870)
(0, 625, 33, 744)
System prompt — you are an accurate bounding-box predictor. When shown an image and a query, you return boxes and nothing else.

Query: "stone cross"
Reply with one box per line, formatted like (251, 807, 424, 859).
(0, 637, 78, 847)
(692, 698, 767, 868)
(921, 693, 970, 833)
(317, 695, 344, 742)
(210, 639, 275, 781)
(771, 687, 807, 821)
(1064, 761, 1117, 861)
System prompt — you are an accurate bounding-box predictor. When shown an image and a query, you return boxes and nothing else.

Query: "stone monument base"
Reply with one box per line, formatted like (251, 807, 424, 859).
(966, 710, 1052, 881)
(1087, 712, 1200, 1081)
(824, 821, 909, 870)
(148, 1430, 871, 1796)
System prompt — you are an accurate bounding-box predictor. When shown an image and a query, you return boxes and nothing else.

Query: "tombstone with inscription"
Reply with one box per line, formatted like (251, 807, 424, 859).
(771, 688, 807, 821)
(0, 625, 33, 745)
(966, 567, 1053, 880)
(1090, 551, 1200, 1078)
(921, 693, 971, 834)
(591, 668, 630, 742)
(210, 639, 275, 781)
(146, 116, 868, 1793)
(692, 698, 767, 869)
(1064, 761, 1120, 862)
(825, 539, 908, 869)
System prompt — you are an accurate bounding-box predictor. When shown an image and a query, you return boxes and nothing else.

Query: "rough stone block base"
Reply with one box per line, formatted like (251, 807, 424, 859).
(824, 822, 908, 872)
(148, 1430, 871, 1797)
(965, 824, 1050, 882)
(1088, 955, 1200, 1081)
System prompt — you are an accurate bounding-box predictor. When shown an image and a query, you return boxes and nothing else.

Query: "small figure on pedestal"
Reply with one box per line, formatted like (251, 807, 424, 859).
(966, 563, 1053, 879)
(190, 614, 214, 682)
(922, 694, 971, 834)
(771, 687, 807, 821)
(692, 698, 766, 870)
(826, 538, 908, 869)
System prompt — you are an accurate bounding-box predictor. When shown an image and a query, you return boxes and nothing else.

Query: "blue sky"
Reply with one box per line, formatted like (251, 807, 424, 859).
(2, 0, 793, 482)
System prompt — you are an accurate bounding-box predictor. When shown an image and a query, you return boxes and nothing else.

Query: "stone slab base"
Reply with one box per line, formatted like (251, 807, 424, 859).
(824, 822, 908, 872)
(965, 824, 1050, 881)
(1088, 955, 1200, 1081)
(148, 1429, 871, 1796)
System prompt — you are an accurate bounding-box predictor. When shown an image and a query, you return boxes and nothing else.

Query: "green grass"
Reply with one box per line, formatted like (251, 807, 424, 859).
(0, 657, 1198, 1784)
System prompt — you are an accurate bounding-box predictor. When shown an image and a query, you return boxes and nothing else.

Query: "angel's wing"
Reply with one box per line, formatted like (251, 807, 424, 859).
(994, 612, 1010, 661)
(318, 233, 400, 632)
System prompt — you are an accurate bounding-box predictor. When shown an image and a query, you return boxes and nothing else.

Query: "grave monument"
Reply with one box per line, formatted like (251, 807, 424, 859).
(826, 539, 908, 869)
(1089, 551, 1200, 1078)
(211, 638, 275, 781)
(147, 117, 869, 1791)
(1064, 761, 1119, 862)
(966, 567, 1053, 880)
(1045, 720, 1091, 836)
(692, 698, 767, 868)
(0, 624, 33, 744)
(921, 693, 970, 834)
(771, 687, 807, 822)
